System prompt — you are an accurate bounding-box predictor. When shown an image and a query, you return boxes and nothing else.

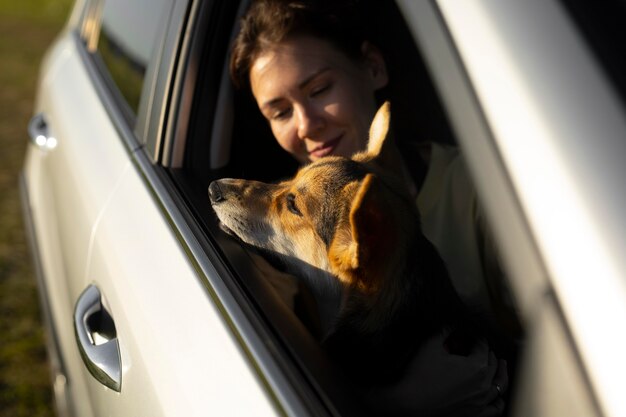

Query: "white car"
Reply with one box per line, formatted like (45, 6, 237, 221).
(21, 0, 626, 416)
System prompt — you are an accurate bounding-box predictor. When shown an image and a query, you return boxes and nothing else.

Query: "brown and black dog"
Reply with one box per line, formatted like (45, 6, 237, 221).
(209, 102, 473, 380)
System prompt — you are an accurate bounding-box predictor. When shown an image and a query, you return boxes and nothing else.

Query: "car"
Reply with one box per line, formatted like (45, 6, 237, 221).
(20, 0, 626, 416)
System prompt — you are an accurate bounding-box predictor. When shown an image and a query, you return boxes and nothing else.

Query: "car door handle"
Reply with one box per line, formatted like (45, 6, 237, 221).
(74, 285, 122, 392)
(27, 113, 58, 150)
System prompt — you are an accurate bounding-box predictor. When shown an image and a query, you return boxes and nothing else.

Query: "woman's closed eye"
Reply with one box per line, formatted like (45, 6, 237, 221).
(310, 82, 331, 98)
(271, 107, 292, 121)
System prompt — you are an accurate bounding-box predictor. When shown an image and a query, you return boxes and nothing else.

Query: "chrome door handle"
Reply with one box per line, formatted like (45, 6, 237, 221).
(74, 285, 122, 392)
(28, 113, 57, 149)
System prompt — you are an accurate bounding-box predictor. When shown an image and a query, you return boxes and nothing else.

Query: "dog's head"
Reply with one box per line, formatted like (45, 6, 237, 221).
(209, 102, 418, 324)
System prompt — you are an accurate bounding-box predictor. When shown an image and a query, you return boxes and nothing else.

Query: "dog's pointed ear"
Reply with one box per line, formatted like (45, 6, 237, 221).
(329, 174, 391, 292)
(358, 101, 405, 179)
(352, 100, 393, 162)
(367, 101, 391, 157)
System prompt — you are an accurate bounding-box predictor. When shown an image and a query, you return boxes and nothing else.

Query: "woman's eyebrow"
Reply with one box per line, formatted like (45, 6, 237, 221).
(298, 67, 331, 89)
(261, 97, 285, 111)
(260, 67, 332, 111)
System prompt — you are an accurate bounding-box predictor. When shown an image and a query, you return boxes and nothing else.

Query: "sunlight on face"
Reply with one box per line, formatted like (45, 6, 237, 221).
(250, 35, 388, 164)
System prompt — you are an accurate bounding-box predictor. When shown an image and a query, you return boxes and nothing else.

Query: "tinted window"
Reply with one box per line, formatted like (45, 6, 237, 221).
(97, 0, 171, 115)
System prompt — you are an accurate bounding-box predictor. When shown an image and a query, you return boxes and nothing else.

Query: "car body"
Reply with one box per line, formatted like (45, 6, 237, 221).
(20, 0, 626, 416)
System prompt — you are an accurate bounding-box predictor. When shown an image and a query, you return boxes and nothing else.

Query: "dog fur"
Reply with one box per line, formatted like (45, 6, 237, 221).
(209, 102, 470, 380)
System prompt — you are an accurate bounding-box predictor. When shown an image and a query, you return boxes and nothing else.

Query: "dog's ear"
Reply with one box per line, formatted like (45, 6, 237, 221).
(367, 101, 391, 157)
(328, 174, 391, 292)
(359, 101, 405, 180)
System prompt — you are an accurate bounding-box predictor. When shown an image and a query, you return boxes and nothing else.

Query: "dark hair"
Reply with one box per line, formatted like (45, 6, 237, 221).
(230, 0, 372, 89)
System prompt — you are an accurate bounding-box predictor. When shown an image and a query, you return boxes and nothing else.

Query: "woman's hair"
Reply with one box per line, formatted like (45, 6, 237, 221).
(230, 0, 372, 89)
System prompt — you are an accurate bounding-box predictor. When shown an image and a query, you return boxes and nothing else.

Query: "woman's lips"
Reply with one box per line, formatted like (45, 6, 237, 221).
(308, 135, 342, 159)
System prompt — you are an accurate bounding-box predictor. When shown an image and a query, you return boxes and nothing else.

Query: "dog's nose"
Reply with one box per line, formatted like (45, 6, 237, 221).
(208, 181, 225, 203)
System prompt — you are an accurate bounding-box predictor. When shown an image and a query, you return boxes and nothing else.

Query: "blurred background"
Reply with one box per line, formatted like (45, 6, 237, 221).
(0, 0, 72, 416)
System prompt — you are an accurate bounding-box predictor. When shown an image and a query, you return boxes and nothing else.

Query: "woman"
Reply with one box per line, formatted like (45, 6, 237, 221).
(230, 0, 515, 415)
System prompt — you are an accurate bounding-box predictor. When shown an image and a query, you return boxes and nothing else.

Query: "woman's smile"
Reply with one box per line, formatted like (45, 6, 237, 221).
(308, 135, 342, 159)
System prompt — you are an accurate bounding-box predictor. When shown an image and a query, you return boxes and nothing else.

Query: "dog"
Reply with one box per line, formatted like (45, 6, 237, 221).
(209, 102, 472, 381)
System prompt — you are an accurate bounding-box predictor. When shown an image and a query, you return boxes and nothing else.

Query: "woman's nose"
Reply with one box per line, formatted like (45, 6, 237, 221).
(296, 104, 325, 140)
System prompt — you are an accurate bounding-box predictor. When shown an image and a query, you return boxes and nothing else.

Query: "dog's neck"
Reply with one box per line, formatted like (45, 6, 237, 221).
(325, 231, 463, 380)
(279, 236, 424, 340)
(338, 225, 427, 334)
(280, 256, 344, 337)
(324, 227, 420, 338)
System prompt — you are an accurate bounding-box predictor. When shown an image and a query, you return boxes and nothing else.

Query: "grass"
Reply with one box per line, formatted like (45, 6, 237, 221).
(0, 1, 73, 416)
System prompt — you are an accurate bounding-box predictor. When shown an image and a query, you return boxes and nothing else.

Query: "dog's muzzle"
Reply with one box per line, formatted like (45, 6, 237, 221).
(208, 181, 225, 204)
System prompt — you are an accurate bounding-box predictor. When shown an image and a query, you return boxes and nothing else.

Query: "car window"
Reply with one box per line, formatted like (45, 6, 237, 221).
(95, 0, 172, 119)
(161, 1, 527, 415)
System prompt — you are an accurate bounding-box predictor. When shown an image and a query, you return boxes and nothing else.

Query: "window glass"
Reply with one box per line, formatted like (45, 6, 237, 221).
(97, 0, 172, 114)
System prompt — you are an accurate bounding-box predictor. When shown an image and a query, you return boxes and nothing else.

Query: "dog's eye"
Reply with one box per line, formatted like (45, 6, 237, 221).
(286, 193, 302, 216)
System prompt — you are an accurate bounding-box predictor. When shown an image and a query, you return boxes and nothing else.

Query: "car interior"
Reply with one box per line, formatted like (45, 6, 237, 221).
(164, 0, 525, 414)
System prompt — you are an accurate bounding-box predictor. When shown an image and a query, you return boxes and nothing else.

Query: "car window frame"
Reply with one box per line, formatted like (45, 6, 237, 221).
(143, 0, 194, 161)
(149, 1, 536, 416)
(141, 0, 538, 415)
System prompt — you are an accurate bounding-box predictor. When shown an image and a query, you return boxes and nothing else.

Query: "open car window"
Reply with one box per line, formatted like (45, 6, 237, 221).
(153, 0, 526, 415)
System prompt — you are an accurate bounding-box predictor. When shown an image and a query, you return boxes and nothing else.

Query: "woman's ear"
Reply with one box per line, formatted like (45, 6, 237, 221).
(361, 41, 388, 90)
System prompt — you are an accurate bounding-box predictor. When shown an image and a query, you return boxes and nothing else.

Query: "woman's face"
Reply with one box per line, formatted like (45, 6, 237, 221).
(249, 35, 388, 164)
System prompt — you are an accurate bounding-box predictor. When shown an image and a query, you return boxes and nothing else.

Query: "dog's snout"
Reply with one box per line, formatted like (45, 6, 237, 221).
(208, 181, 225, 203)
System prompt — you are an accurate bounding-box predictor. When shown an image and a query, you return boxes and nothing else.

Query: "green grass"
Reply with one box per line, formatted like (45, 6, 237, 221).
(0, 1, 73, 416)
(0, 0, 74, 25)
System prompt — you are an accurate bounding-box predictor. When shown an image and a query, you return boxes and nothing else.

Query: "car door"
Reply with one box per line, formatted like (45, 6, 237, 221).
(83, 134, 278, 415)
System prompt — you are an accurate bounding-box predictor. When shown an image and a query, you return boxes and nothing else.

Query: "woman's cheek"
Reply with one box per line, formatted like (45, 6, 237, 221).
(272, 123, 306, 159)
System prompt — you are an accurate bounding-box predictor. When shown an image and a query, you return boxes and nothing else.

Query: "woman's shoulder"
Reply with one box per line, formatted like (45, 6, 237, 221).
(414, 142, 474, 207)
(401, 140, 462, 170)
(433, 143, 475, 190)
(429, 142, 462, 165)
